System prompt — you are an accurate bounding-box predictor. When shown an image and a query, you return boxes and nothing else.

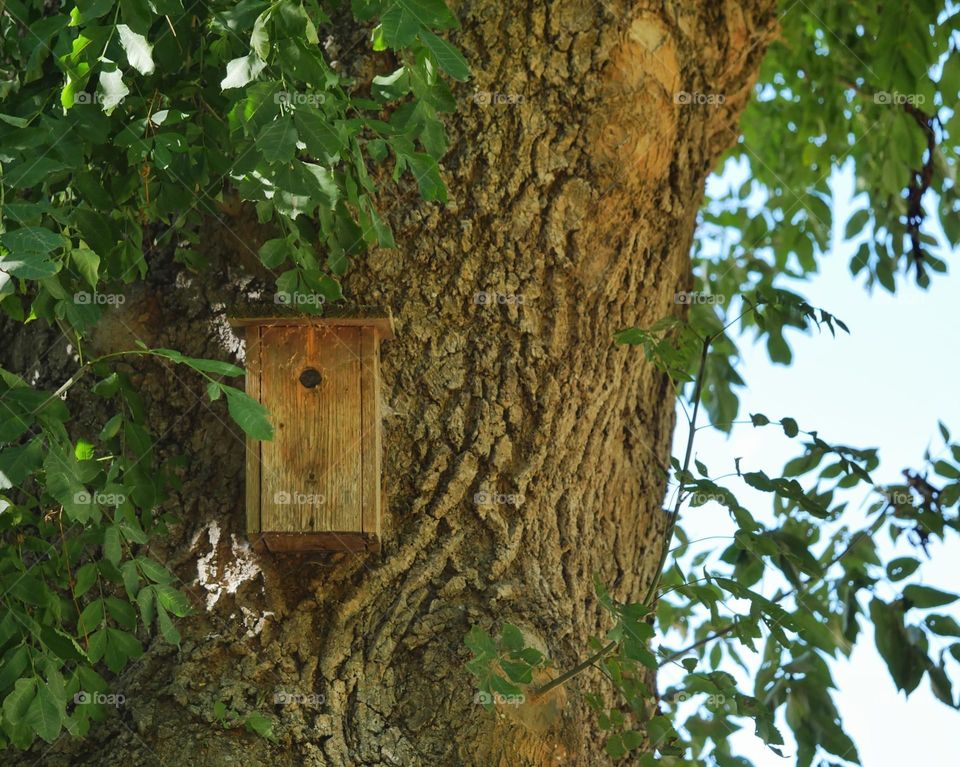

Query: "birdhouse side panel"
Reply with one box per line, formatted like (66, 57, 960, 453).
(359, 327, 381, 541)
(244, 326, 262, 534)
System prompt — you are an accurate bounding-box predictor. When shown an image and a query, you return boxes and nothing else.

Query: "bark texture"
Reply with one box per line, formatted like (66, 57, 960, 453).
(5, 0, 777, 764)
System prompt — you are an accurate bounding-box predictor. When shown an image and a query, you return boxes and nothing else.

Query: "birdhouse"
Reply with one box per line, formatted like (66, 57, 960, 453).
(229, 312, 393, 553)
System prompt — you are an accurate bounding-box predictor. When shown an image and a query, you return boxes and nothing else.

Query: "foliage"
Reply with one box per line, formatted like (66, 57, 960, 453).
(213, 700, 276, 742)
(0, 0, 463, 750)
(1, 0, 958, 762)
(470, 301, 960, 765)
(690, 0, 960, 428)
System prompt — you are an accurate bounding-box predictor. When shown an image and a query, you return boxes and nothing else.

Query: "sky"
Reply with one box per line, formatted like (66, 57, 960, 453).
(661, 168, 960, 764)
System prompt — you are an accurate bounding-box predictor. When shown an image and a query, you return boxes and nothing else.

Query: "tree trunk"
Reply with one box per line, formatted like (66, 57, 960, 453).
(7, 1, 776, 764)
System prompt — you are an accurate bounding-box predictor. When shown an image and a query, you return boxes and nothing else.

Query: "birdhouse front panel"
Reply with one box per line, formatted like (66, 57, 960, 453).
(259, 325, 363, 536)
(236, 315, 390, 553)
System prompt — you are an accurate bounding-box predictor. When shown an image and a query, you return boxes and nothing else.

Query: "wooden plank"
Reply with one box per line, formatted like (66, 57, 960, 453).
(260, 532, 375, 553)
(244, 326, 262, 534)
(360, 327, 381, 544)
(259, 325, 363, 534)
(228, 316, 395, 340)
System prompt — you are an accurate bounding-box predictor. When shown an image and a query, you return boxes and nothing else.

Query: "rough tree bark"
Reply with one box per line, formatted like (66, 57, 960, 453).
(5, 1, 777, 764)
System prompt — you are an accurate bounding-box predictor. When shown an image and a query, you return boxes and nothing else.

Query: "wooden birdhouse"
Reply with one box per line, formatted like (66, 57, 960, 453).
(229, 312, 393, 553)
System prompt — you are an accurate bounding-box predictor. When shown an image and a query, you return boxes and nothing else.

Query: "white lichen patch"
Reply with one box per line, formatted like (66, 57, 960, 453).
(238, 605, 276, 638)
(194, 520, 263, 610)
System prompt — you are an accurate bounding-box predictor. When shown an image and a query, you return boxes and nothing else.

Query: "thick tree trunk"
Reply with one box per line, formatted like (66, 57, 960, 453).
(6, 1, 776, 765)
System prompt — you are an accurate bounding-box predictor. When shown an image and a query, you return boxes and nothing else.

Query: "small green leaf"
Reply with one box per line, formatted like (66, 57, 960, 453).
(223, 386, 274, 440)
(258, 238, 290, 269)
(24, 681, 62, 743)
(780, 417, 799, 438)
(156, 585, 192, 617)
(419, 30, 469, 81)
(500, 623, 524, 652)
(99, 68, 129, 111)
(103, 526, 122, 565)
(886, 557, 920, 582)
(221, 54, 266, 90)
(74, 440, 95, 461)
(903, 585, 958, 609)
(258, 117, 298, 164)
(116, 24, 154, 75)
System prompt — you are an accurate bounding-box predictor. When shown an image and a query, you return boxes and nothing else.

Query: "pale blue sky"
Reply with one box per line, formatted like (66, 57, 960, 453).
(662, 167, 960, 764)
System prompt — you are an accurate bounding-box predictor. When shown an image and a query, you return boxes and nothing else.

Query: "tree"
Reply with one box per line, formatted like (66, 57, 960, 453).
(0, 1, 958, 766)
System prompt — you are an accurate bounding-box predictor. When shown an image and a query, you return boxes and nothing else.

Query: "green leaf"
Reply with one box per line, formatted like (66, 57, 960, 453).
(70, 248, 100, 288)
(74, 563, 98, 598)
(870, 598, 926, 693)
(258, 117, 298, 164)
(103, 526, 122, 565)
(0, 439, 44, 488)
(116, 24, 154, 75)
(465, 626, 496, 657)
(156, 600, 181, 646)
(137, 557, 173, 584)
(844, 208, 870, 239)
(0, 645, 29, 693)
(0, 227, 64, 256)
(926, 614, 960, 638)
(780, 417, 799, 438)
(293, 108, 344, 162)
(500, 624, 524, 652)
(903, 585, 958, 609)
(405, 152, 446, 202)
(258, 238, 290, 269)
(100, 413, 123, 440)
(221, 55, 266, 90)
(419, 30, 469, 81)
(3, 678, 36, 726)
(380, 6, 422, 48)
(99, 68, 129, 111)
(24, 681, 62, 743)
(243, 711, 275, 741)
(156, 585, 192, 617)
(886, 557, 920, 582)
(223, 386, 274, 440)
(74, 440, 95, 461)
(104, 628, 142, 673)
(152, 348, 243, 377)
(928, 661, 955, 708)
